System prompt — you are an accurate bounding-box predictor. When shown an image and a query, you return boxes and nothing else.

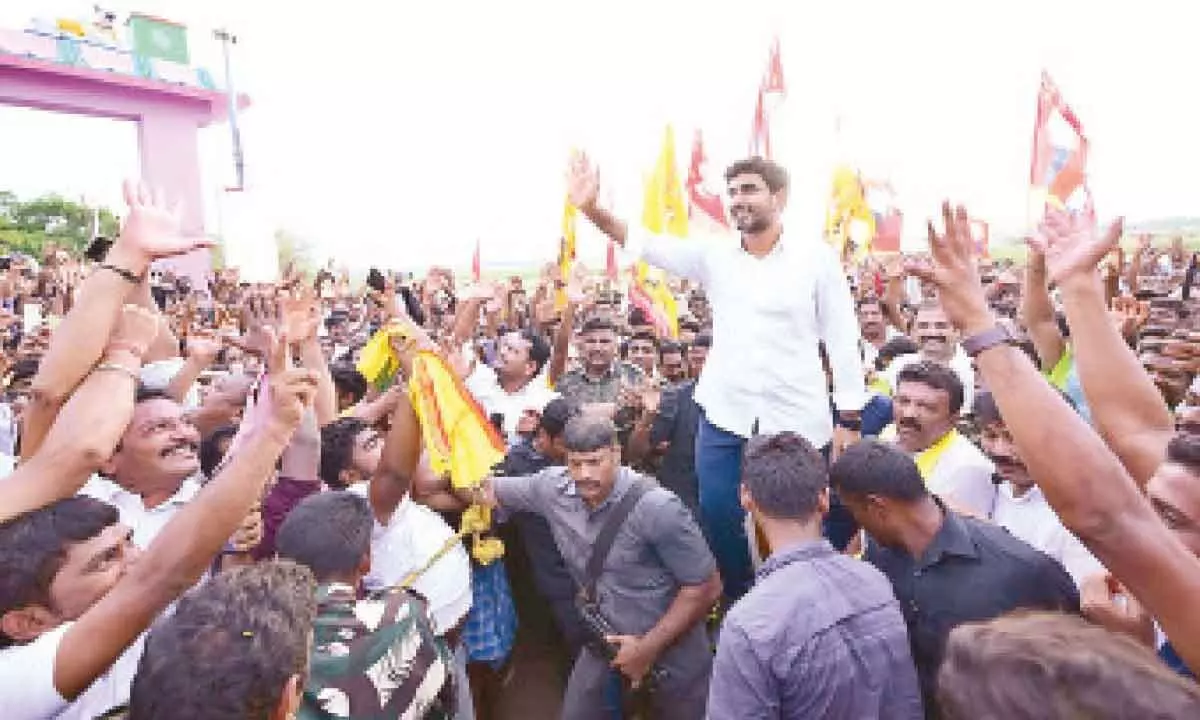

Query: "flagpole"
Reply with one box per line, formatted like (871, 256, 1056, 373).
(214, 28, 245, 192)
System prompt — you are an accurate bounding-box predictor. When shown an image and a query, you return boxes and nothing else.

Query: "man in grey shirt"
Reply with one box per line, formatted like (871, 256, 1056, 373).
(708, 433, 923, 719)
(485, 414, 722, 720)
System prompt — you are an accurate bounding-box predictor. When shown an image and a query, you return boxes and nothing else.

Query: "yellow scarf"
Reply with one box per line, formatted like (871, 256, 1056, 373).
(408, 351, 507, 564)
(881, 425, 958, 480)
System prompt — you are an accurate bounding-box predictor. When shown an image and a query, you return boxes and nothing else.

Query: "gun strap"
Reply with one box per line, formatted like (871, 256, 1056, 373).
(582, 479, 652, 599)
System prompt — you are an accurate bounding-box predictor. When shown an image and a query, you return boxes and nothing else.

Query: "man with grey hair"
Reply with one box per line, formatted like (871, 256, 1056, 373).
(708, 432, 923, 719)
(482, 414, 721, 719)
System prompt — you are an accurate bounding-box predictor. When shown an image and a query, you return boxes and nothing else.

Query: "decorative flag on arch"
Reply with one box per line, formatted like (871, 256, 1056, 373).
(471, 238, 481, 282)
(750, 38, 785, 159)
(1030, 71, 1091, 219)
(687, 130, 728, 228)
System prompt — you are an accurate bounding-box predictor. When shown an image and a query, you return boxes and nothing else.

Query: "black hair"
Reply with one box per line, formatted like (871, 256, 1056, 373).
(973, 391, 1003, 427)
(723, 156, 790, 193)
(829, 439, 929, 502)
(128, 561, 317, 720)
(330, 363, 368, 405)
(1166, 433, 1200, 475)
(580, 316, 617, 335)
(539, 398, 573, 439)
(319, 417, 369, 489)
(742, 433, 828, 520)
(0, 497, 120, 648)
(876, 336, 919, 371)
(628, 307, 651, 327)
(520, 328, 552, 377)
(659, 340, 684, 359)
(135, 386, 172, 405)
(275, 492, 373, 582)
(199, 424, 239, 479)
(897, 361, 965, 414)
(691, 332, 713, 349)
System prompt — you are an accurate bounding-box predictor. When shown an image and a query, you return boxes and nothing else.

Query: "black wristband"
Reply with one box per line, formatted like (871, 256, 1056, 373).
(99, 263, 143, 284)
(836, 412, 862, 432)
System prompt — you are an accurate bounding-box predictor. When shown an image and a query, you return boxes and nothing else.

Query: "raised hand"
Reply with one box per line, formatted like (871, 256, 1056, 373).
(565, 151, 600, 211)
(280, 287, 320, 345)
(904, 202, 992, 334)
(1027, 207, 1125, 288)
(260, 327, 320, 441)
(566, 264, 589, 306)
(108, 304, 161, 358)
(186, 330, 223, 365)
(112, 180, 211, 264)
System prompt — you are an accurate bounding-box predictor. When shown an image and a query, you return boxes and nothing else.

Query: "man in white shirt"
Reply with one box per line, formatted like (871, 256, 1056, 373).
(883, 303, 976, 414)
(0, 366, 316, 719)
(464, 329, 559, 444)
(884, 361, 997, 517)
(567, 153, 867, 602)
(81, 388, 205, 548)
(975, 391, 1102, 586)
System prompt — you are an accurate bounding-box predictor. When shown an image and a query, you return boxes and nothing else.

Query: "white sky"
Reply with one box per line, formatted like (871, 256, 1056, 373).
(0, 0, 1196, 272)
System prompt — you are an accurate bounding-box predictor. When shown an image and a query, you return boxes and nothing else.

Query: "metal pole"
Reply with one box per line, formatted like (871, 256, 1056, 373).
(214, 28, 245, 191)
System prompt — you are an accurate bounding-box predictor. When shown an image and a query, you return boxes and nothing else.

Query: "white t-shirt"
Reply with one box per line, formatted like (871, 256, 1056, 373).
(79, 477, 201, 548)
(347, 488, 472, 635)
(925, 433, 998, 519)
(464, 364, 558, 444)
(0, 623, 145, 719)
(993, 482, 1104, 587)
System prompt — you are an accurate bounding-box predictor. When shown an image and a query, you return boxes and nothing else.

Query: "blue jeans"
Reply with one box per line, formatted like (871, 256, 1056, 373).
(697, 413, 856, 600)
(695, 412, 753, 602)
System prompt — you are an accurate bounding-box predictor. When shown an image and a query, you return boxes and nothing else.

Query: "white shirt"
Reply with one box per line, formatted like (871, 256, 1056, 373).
(348, 488, 472, 635)
(884, 347, 977, 414)
(80, 476, 202, 548)
(925, 433, 998, 518)
(993, 483, 1103, 587)
(0, 623, 145, 719)
(465, 364, 559, 444)
(629, 230, 868, 445)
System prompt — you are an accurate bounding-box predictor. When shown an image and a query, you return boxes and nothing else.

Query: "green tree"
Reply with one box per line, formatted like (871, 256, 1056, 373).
(274, 229, 314, 275)
(0, 191, 119, 257)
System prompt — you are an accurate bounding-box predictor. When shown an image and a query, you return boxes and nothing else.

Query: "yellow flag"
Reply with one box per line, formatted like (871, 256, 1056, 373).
(356, 327, 400, 391)
(825, 164, 876, 262)
(636, 125, 686, 338)
(556, 196, 577, 310)
(641, 125, 688, 237)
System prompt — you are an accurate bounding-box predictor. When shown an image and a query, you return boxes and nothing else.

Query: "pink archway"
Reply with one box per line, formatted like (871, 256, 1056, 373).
(0, 24, 249, 282)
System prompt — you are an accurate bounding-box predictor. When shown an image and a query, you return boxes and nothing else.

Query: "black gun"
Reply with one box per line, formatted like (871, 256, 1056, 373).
(576, 597, 667, 690)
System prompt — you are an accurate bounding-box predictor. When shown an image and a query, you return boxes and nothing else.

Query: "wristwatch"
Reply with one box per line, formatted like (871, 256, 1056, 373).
(962, 324, 1017, 358)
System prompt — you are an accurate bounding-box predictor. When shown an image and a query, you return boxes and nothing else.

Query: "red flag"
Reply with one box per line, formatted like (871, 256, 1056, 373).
(762, 37, 785, 94)
(687, 130, 728, 227)
(606, 241, 618, 281)
(1030, 71, 1090, 215)
(471, 238, 481, 282)
(750, 38, 785, 159)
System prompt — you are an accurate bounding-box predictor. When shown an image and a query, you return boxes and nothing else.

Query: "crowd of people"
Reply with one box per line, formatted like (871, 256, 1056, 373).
(0, 155, 1198, 719)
